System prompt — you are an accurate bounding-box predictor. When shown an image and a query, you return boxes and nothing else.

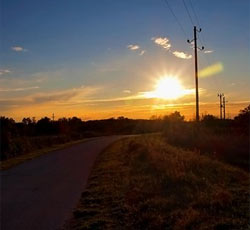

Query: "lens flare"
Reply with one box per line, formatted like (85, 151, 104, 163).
(199, 62, 224, 78)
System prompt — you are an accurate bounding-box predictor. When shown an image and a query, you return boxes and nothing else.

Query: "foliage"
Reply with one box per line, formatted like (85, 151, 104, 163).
(234, 105, 250, 134)
(0, 116, 162, 160)
(1, 105, 249, 162)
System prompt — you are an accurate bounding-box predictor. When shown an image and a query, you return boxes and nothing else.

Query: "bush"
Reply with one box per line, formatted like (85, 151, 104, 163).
(163, 122, 249, 170)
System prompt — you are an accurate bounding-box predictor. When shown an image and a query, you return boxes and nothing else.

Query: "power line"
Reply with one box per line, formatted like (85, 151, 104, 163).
(188, 0, 205, 46)
(162, 0, 187, 37)
(185, 0, 213, 68)
(188, 0, 201, 29)
(182, 0, 195, 26)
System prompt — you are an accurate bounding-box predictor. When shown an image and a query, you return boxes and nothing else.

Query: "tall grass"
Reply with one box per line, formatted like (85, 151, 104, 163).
(163, 122, 249, 170)
(69, 135, 249, 230)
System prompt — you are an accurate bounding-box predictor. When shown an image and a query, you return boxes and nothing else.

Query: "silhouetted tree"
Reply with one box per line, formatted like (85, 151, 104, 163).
(36, 117, 54, 135)
(22, 117, 32, 125)
(0, 117, 16, 159)
(234, 105, 250, 124)
(234, 105, 250, 134)
(164, 111, 184, 123)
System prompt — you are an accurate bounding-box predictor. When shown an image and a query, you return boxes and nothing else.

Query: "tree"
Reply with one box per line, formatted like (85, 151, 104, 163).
(234, 105, 250, 129)
(164, 111, 184, 123)
(0, 117, 16, 159)
(36, 117, 54, 135)
(22, 117, 32, 125)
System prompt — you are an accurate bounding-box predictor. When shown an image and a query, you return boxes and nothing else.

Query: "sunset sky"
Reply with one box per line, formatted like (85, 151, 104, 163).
(1, 0, 249, 121)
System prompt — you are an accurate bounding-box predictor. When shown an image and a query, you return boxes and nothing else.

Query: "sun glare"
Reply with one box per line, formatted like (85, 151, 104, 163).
(154, 77, 184, 99)
(144, 76, 189, 100)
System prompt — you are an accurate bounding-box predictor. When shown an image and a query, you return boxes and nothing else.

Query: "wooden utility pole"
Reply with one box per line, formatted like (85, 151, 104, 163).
(194, 26, 199, 121)
(188, 26, 204, 121)
(218, 93, 224, 119)
(223, 96, 226, 119)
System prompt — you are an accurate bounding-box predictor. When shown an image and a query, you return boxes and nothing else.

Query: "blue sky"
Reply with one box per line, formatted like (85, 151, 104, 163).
(1, 0, 249, 120)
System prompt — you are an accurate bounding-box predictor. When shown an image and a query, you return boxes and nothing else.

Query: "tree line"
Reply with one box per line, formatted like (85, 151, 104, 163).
(0, 105, 249, 161)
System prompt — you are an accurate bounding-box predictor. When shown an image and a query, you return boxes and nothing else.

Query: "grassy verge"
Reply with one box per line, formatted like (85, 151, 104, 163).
(68, 135, 250, 230)
(0, 138, 94, 170)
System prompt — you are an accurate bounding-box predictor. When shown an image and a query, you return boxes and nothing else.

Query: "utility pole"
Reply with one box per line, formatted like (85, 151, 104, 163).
(188, 26, 204, 122)
(217, 93, 224, 119)
(223, 96, 226, 119)
(52, 113, 55, 121)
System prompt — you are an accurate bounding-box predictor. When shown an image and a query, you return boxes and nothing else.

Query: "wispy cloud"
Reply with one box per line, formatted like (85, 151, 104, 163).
(127, 44, 140, 50)
(172, 51, 192, 59)
(0, 86, 39, 92)
(32, 86, 100, 104)
(127, 44, 146, 56)
(204, 50, 214, 54)
(0, 85, 101, 111)
(152, 37, 171, 50)
(139, 50, 146, 56)
(11, 46, 27, 52)
(0, 69, 11, 75)
(123, 89, 131, 94)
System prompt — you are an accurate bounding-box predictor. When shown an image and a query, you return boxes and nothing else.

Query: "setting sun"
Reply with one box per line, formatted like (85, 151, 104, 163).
(144, 76, 193, 100)
(154, 77, 184, 99)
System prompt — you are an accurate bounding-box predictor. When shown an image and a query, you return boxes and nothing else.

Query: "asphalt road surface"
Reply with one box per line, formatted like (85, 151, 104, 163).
(1, 136, 125, 230)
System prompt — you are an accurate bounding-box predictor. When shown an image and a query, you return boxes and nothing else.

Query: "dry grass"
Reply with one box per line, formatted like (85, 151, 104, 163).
(68, 135, 250, 230)
(163, 123, 249, 170)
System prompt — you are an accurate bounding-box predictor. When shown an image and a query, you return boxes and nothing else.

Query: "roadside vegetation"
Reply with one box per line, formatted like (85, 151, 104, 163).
(1, 105, 249, 169)
(0, 116, 162, 161)
(68, 135, 249, 230)
(163, 109, 249, 170)
(0, 138, 92, 170)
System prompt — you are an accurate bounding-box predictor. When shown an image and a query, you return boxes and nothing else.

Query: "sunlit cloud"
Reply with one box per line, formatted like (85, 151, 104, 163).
(127, 44, 140, 50)
(123, 89, 131, 94)
(0, 69, 11, 75)
(199, 62, 224, 78)
(0, 85, 101, 109)
(204, 50, 214, 54)
(172, 51, 192, 59)
(139, 50, 146, 56)
(32, 86, 100, 104)
(11, 46, 27, 52)
(141, 88, 195, 100)
(0, 86, 39, 92)
(152, 37, 171, 50)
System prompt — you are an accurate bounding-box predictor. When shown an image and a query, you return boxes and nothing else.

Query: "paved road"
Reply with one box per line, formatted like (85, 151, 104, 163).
(1, 136, 124, 230)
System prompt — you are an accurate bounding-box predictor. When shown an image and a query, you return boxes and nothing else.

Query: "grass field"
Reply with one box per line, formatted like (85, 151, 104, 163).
(68, 135, 249, 230)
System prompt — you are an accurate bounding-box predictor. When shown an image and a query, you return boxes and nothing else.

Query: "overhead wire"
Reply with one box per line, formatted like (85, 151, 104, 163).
(182, 0, 195, 26)
(162, 0, 211, 67)
(188, 0, 205, 46)
(162, 0, 188, 38)
(188, 0, 201, 28)
(189, 0, 213, 67)
(182, 0, 204, 47)
(186, 0, 220, 95)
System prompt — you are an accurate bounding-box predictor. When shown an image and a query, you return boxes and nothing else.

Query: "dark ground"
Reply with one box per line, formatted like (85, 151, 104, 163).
(1, 136, 124, 230)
